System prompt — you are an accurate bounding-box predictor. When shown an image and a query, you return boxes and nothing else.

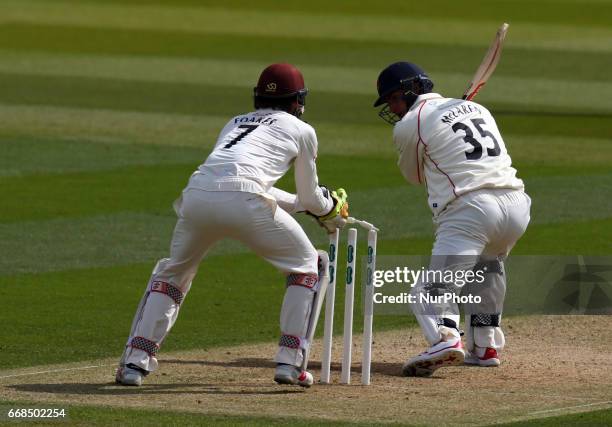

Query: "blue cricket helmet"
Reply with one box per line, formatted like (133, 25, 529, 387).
(374, 62, 434, 107)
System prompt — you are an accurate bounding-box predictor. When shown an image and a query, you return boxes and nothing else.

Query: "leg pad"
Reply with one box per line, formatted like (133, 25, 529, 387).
(471, 314, 501, 327)
(151, 281, 184, 305)
(286, 273, 319, 290)
(129, 336, 160, 356)
(279, 334, 306, 350)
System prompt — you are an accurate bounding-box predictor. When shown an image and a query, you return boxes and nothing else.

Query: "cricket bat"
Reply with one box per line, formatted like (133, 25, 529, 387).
(462, 23, 509, 101)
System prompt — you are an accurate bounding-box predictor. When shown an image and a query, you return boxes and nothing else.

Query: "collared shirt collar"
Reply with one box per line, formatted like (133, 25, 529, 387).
(408, 93, 443, 111)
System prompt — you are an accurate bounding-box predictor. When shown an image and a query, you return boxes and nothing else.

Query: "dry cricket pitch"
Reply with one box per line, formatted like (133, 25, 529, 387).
(1, 316, 611, 426)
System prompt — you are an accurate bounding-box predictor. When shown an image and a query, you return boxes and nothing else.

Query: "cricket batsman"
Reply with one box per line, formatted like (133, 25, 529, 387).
(115, 63, 349, 387)
(373, 62, 531, 376)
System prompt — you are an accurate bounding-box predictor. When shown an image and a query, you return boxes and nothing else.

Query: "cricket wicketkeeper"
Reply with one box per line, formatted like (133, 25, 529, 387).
(116, 63, 349, 387)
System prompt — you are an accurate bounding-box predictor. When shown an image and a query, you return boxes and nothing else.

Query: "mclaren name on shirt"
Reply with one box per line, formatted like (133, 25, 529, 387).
(440, 103, 482, 125)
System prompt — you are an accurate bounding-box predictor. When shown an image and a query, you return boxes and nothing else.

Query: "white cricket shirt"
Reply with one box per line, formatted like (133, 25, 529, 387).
(394, 93, 524, 215)
(188, 109, 332, 216)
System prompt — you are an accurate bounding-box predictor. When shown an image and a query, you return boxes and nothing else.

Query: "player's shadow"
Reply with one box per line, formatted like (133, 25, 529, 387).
(10, 382, 303, 396)
(162, 357, 412, 378)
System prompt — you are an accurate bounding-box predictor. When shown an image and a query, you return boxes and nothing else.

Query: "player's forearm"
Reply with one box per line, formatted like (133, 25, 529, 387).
(294, 156, 333, 216)
(267, 187, 304, 215)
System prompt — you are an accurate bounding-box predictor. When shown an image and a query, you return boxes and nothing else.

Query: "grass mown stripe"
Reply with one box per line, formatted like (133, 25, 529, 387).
(2, 213, 610, 277)
(1, 23, 611, 82)
(1, 73, 610, 132)
(1, 52, 611, 106)
(1, 154, 611, 223)
(1, 104, 610, 152)
(5, 1, 612, 55)
(61, 0, 612, 28)
(0, 136, 207, 177)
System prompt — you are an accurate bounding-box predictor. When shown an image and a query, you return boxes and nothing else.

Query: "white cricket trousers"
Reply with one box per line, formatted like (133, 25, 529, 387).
(121, 189, 319, 371)
(159, 189, 318, 290)
(412, 188, 531, 349)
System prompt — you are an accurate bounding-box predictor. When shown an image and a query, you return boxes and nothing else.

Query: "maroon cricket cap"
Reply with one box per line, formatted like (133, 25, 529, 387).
(254, 63, 306, 98)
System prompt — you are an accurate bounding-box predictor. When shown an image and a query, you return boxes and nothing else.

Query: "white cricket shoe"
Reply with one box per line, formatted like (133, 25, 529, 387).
(465, 346, 501, 367)
(115, 364, 147, 386)
(402, 337, 465, 377)
(274, 364, 314, 388)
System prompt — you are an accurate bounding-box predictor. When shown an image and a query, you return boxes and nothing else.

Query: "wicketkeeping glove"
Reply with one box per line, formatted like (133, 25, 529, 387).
(316, 188, 349, 233)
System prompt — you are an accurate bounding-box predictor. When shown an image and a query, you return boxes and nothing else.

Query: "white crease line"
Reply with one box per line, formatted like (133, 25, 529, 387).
(0, 364, 114, 380)
(366, 384, 596, 401)
(529, 400, 612, 416)
(482, 390, 592, 402)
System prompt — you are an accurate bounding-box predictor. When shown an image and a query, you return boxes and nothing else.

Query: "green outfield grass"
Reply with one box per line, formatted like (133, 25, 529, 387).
(3, 401, 612, 426)
(0, 401, 386, 426)
(1, 0, 611, 425)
